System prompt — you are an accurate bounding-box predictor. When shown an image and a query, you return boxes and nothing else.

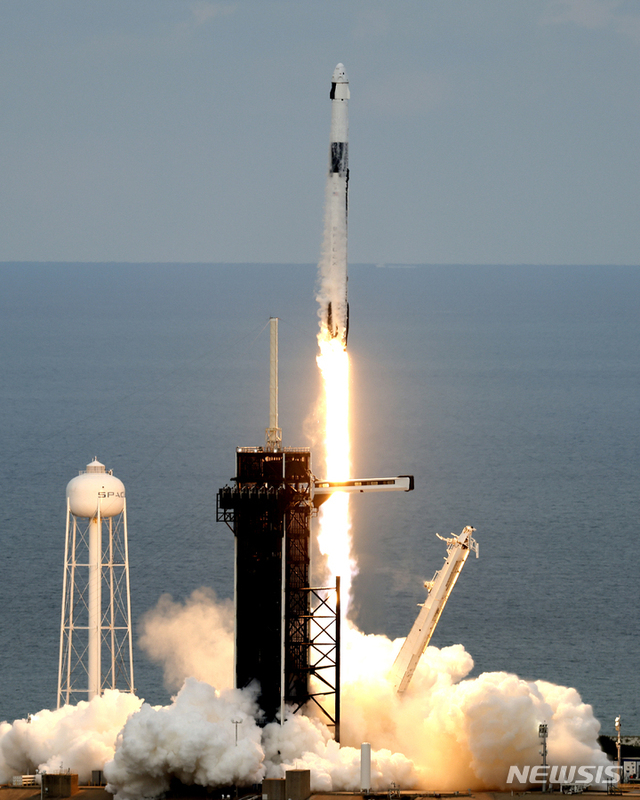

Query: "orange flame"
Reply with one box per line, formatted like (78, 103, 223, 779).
(316, 335, 356, 611)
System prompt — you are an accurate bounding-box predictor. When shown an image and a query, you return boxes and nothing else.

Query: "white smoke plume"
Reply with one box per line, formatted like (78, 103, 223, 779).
(102, 611, 609, 796)
(338, 624, 609, 790)
(0, 691, 142, 784)
(0, 590, 610, 795)
(262, 711, 417, 792)
(139, 587, 234, 692)
(104, 680, 265, 799)
(103, 592, 608, 795)
(103, 679, 417, 799)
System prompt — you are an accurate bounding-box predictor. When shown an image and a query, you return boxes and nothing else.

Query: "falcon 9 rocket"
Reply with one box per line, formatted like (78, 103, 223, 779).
(317, 63, 350, 348)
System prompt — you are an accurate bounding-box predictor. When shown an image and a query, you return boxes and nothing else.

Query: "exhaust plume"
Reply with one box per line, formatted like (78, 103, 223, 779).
(0, 691, 142, 785)
(139, 588, 234, 692)
(0, 593, 609, 795)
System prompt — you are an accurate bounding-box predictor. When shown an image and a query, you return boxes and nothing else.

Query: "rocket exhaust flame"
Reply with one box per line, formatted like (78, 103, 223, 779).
(315, 338, 355, 609)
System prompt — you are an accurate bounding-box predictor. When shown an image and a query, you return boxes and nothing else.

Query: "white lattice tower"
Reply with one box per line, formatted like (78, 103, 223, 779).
(57, 458, 134, 707)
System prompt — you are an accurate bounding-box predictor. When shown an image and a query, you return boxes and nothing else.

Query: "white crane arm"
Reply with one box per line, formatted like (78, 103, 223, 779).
(312, 476, 413, 507)
(390, 526, 478, 694)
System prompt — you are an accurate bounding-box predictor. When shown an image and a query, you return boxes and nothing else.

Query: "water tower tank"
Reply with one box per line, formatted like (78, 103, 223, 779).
(66, 459, 125, 519)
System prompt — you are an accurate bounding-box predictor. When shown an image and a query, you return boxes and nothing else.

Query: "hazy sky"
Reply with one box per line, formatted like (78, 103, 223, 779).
(1, 0, 639, 265)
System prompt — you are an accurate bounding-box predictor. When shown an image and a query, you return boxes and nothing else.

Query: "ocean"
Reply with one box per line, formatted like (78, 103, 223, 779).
(0, 262, 638, 738)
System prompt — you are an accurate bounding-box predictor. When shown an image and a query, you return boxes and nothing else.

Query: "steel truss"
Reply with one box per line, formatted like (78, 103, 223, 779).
(296, 580, 341, 742)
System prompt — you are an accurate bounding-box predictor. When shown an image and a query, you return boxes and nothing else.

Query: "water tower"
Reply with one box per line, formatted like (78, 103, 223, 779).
(57, 458, 134, 707)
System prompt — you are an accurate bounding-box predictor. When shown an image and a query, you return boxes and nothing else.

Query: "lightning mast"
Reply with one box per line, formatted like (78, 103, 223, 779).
(265, 317, 282, 451)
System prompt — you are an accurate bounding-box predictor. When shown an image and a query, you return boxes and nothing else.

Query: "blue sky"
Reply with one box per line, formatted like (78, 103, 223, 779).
(1, 0, 639, 264)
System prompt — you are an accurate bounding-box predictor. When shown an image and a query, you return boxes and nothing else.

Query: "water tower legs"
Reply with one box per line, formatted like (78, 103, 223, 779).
(58, 460, 134, 707)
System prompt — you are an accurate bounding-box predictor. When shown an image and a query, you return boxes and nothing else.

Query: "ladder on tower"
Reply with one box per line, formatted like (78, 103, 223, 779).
(389, 525, 478, 694)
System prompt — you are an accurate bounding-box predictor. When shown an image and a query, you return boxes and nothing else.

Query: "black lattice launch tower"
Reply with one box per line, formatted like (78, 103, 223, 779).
(217, 319, 340, 733)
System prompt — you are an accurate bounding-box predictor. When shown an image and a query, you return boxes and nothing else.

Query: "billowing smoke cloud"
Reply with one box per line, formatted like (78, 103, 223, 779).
(103, 593, 608, 796)
(104, 679, 417, 799)
(0, 691, 142, 784)
(104, 680, 265, 799)
(1, 592, 610, 796)
(338, 624, 609, 790)
(139, 587, 234, 692)
(262, 711, 417, 792)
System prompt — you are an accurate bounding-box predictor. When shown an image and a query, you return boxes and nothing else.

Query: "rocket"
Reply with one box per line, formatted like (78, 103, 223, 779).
(318, 63, 350, 348)
(329, 62, 349, 183)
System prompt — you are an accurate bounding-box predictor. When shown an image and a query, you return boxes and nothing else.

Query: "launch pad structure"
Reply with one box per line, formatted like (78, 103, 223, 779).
(217, 319, 341, 733)
(216, 318, 413, 736)
(217, 446, 340, 731)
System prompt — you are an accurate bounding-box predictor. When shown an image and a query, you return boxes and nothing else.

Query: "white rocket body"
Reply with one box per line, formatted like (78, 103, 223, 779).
(318, 63, 350, 348)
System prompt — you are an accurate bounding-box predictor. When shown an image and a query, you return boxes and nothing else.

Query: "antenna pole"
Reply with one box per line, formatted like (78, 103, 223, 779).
(266, 317, 282, 451)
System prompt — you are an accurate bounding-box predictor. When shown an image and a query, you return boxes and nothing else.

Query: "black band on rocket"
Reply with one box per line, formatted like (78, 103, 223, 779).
(330, 142, 348, 175)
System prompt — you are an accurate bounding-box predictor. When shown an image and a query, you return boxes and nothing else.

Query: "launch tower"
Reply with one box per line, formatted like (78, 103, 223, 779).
(217, 319, 339, 729)
(57, 458, 134, 707)
(218, 445, 315, 721)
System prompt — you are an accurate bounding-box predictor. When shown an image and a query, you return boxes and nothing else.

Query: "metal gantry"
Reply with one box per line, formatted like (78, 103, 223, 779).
(304, 579, 341, 742)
